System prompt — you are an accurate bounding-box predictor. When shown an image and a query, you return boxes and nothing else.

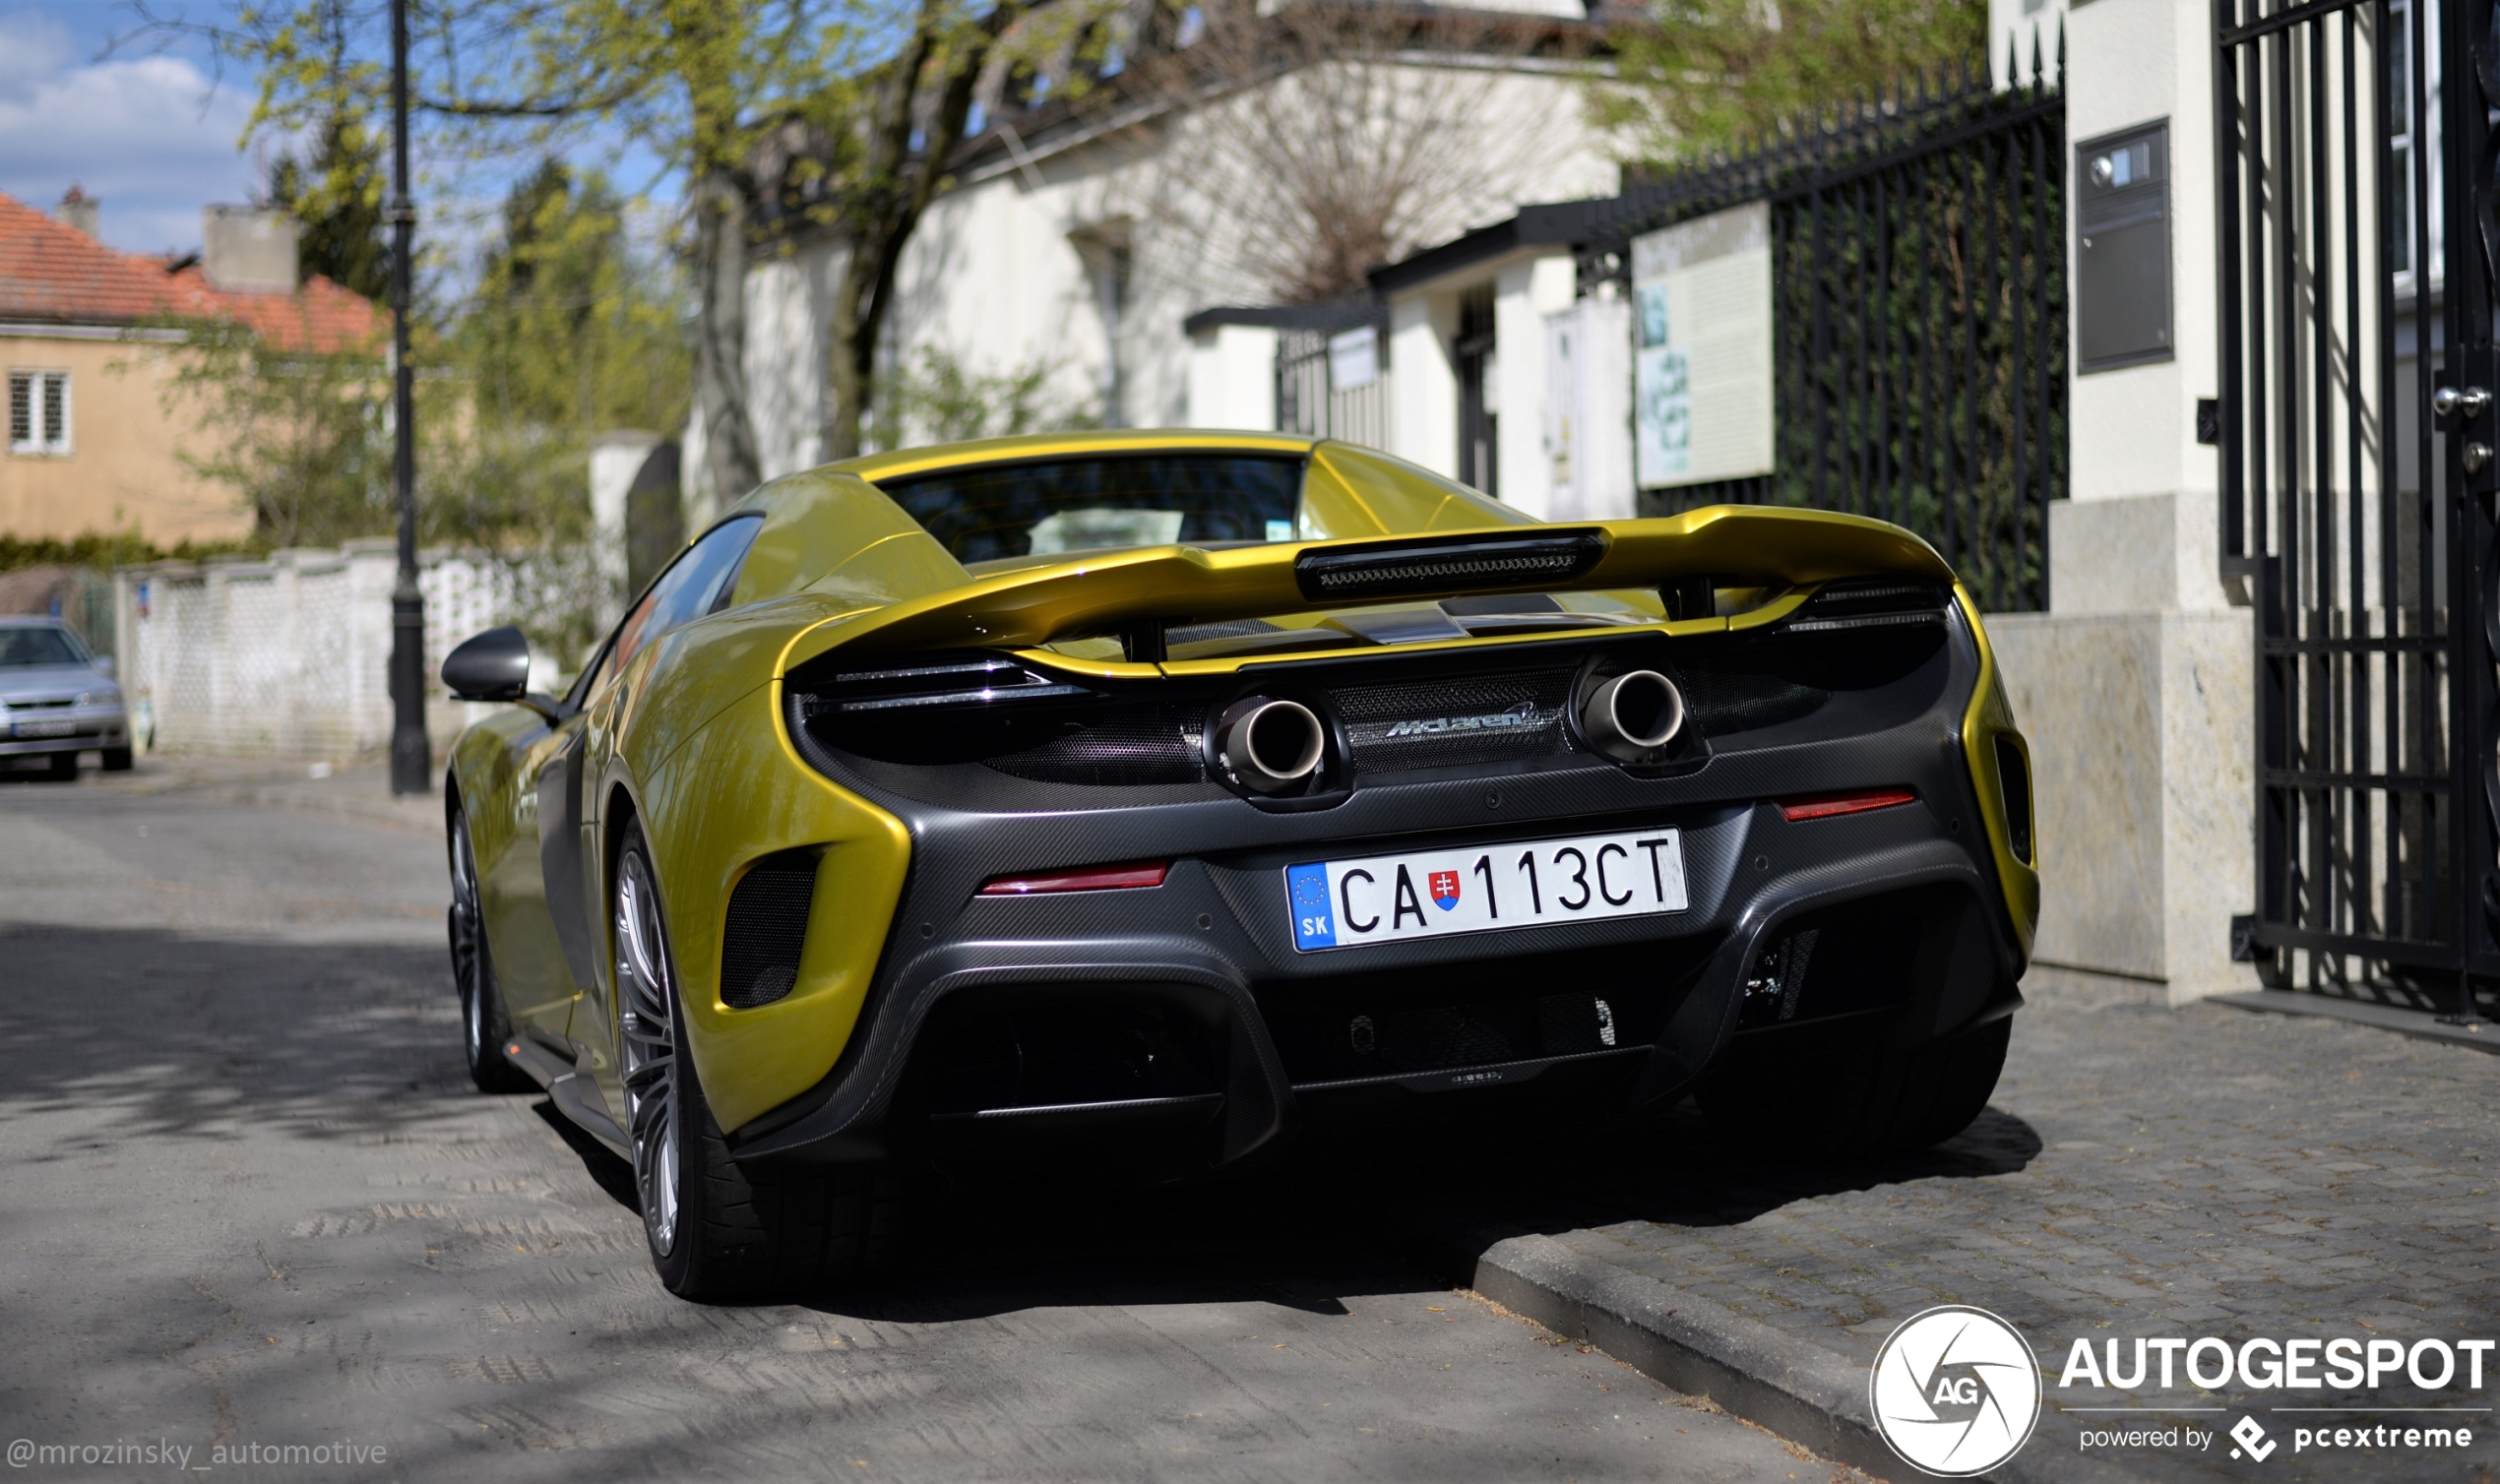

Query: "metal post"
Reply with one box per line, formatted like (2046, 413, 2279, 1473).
(2437, 0, 2490, 1022)
(386, 0, 428, 795)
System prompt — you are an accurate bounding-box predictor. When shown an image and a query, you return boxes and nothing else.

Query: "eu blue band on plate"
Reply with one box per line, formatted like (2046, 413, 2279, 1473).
(1286, 862, 1336, 949)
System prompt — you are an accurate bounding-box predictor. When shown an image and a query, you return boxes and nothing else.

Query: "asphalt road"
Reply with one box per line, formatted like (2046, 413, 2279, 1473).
(0, 765, 1861, 1483)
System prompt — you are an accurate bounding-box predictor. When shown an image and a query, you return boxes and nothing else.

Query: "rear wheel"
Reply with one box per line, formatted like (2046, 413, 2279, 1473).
(450, 806, 533, 1093)
(614, 821, 900, 1301)
(1697, 1016, 2011, 1161)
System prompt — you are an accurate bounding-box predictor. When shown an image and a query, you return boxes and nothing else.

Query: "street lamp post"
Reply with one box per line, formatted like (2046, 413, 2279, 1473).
(386, 0, 428, 795)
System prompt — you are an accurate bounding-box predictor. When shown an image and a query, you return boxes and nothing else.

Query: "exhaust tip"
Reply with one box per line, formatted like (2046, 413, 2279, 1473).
(1581, 669, 1684, 761)
(1216, 697, 1326, 794)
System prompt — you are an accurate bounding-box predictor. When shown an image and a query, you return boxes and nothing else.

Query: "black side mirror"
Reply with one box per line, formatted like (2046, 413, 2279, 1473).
(442, 626, 532, 703)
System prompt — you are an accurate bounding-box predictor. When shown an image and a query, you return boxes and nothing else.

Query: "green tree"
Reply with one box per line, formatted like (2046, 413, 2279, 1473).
(868, 344, 1099, 448)
(459, 159, 686, 440)
(153, 0, 1039, 502)
(267, 110, 390, 299)
(157, 317, 391, 550)
(1593, 0, 1984, 162)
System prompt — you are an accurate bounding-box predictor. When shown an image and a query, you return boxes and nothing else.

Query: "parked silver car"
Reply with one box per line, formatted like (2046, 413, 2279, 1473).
(0, 617, 130, 779)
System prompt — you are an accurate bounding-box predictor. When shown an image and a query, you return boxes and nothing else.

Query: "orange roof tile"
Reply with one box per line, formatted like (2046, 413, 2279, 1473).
(0, 191, 383, 352)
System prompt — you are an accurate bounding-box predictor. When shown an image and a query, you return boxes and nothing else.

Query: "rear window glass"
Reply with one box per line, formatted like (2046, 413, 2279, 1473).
(0, 627, 86, 666)
(877, 455, 1303, 564)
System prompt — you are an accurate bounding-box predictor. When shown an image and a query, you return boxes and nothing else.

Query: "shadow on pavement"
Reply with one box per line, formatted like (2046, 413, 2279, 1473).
(5, 917, 2037, 1321)
(0, 923, 457, 1147)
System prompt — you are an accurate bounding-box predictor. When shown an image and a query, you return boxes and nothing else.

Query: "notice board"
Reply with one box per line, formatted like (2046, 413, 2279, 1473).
(1631, 202, 1774, 490)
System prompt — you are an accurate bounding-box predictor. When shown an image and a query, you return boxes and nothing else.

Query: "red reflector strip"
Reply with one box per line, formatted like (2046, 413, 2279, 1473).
(978, 861, 1170, 896)
(1779, 788, 1917, 823)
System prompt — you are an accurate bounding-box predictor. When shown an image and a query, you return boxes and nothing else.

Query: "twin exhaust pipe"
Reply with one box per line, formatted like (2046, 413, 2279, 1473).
(1213, 668, 1685, 792)
(1214, 698, 1327, 794)
(1579, 669, 1685, 761)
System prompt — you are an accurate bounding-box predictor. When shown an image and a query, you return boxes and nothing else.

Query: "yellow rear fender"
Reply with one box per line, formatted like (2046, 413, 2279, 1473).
(630, 682, 912, 1135)
(1955, 586, 2040, 958)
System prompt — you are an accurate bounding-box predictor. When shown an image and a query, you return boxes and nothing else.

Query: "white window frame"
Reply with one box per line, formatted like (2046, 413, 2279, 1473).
(8, 369, 72, 457)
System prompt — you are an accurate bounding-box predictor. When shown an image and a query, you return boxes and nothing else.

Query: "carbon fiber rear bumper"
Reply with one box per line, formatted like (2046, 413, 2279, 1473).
(730, 656, 2026, 1167)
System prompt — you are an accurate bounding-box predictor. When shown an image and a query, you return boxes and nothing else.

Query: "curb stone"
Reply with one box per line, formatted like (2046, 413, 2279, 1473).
(1411, 1213, 2149, 1484)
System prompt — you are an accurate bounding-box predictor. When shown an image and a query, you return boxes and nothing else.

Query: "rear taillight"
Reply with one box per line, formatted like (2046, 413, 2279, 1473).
(978, 861, 1170, 896)
(1779, 788, 1917, 822)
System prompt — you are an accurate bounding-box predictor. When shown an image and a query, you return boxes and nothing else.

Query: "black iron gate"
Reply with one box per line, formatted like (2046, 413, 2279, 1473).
(2216, 0, 2498, 1013)
(1580, 42, 2067, 612)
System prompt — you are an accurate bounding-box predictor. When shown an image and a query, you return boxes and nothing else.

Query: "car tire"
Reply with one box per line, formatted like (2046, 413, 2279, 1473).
(44, 751, 77, 781)
(100, 747, 134, 773)
(1696, 1015, 2011, 1161)
(449, 805, 534, 1094)
(613, 821, 901, 1301)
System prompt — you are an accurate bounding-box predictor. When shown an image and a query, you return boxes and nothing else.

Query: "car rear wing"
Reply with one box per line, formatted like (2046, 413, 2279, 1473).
(794, 505, 1954, 663)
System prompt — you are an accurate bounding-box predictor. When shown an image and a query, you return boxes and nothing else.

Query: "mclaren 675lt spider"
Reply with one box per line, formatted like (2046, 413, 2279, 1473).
(438, 430, 2039, 1299)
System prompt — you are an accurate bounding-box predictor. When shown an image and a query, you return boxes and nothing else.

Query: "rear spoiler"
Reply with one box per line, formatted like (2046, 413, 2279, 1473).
(798, 506, 1952, 661)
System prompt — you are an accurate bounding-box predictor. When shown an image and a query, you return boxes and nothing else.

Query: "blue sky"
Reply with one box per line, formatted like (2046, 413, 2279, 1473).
(0, 0, 675, 283)
(0, 1, 267, 255)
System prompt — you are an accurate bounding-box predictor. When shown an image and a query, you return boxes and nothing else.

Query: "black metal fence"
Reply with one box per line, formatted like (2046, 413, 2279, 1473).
(1581, 41, 2067, 613)
(2217, 0, 2498, 1013)
(1275, 304, 1391, 450)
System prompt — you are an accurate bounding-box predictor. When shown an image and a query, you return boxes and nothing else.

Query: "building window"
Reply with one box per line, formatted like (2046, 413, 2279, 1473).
(8, 371, 71, 456)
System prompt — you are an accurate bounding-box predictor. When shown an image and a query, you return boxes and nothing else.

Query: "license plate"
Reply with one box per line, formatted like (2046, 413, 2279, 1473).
(12, 719, 75, 738)
(1285, 828, 1688, 952)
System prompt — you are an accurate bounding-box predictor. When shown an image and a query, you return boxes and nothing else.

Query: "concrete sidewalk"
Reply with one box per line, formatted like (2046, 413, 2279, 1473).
(1413, 996, 2500, 1482)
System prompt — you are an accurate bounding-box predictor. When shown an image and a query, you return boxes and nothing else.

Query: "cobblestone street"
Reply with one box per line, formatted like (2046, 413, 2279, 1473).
(1445, 995, 2500, 1480)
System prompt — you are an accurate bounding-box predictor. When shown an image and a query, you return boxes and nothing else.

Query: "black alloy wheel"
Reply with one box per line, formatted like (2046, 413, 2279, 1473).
(449, 805, 532, 1093)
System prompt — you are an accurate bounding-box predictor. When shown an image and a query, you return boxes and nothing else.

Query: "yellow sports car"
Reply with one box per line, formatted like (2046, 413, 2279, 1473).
(439, 430, 2038, 1299)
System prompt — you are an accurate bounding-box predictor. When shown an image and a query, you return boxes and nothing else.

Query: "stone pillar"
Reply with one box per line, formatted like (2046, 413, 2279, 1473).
(1984, 0, 2263, 1006)
(590, 432, 658, 605)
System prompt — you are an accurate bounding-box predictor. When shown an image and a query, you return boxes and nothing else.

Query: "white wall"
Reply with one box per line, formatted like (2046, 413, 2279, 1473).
(114, 544, 594, 758)
(1185, 324, 1279, 430)
(1388, 292, 1461, 477)
(735, 53, 1618, 465)
(2066, 0, 2219, 526)
(1492, 252, 1578, 516)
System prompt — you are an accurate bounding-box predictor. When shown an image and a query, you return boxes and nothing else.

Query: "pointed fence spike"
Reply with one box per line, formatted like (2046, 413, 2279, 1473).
(2031, 23, 2045, 90)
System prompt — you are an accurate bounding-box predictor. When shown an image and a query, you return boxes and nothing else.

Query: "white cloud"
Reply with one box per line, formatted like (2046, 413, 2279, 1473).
(0, 8, 264, 255)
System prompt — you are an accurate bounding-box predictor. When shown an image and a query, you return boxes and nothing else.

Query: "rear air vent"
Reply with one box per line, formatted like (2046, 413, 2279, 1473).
(1782, 579, 1951, 632)
(1994, 735, 2034, 864)
(1294, 530, 1608, 602)
(719, 851, 816, 1009)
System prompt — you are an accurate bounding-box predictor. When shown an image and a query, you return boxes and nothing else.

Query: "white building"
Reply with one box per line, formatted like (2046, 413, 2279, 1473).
(712, 0, 1622, 513)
